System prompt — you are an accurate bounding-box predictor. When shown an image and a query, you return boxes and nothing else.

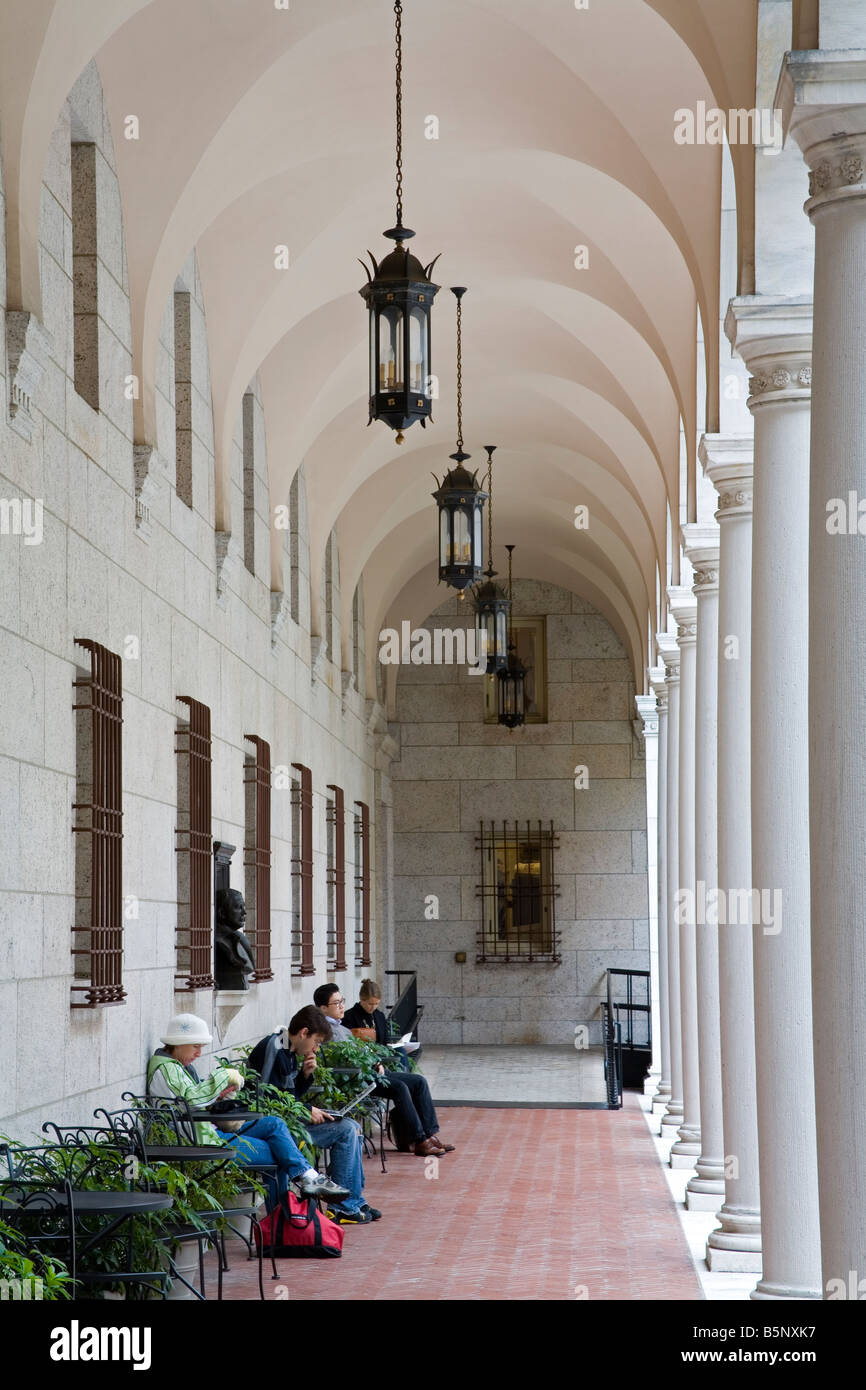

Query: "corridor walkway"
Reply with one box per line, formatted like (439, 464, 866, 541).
(214, 1048, 702, 1301)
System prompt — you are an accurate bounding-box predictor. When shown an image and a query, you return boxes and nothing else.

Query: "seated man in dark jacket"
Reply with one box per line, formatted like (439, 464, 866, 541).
(248, 1004, 380, 1225)
(314, 983, 453, 1157)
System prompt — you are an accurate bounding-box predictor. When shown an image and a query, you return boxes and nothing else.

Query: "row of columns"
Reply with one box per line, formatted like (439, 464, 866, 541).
(639, 50, 866, 1297)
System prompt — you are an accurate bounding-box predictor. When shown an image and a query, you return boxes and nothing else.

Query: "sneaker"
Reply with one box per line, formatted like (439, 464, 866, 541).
(360, 1204, 382, 1221)
(327, 1205, 373, 1225)
(297, 1173, 351, 1202)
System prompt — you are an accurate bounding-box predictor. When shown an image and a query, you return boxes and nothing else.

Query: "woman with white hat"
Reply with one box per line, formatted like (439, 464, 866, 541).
(147, 1013, 349, 1208)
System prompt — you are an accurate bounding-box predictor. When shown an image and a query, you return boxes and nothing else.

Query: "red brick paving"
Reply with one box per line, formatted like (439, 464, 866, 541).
(212, 1096, 702, 1301)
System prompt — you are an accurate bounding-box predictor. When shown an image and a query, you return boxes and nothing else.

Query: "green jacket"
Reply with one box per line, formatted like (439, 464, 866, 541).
(146, 1050, 236, 1147)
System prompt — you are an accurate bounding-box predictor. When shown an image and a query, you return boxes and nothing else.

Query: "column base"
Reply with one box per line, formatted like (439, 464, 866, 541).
(670, 1143, 701, 1169)
(706, 1243, 763, 1273)
(660, 1101, 683, 1128)
(686, 1170, 726, 1210)
(686, 1187, 724, 1211)
(707, 1208, 762, 1271)
(750, 1280, 822, 1301)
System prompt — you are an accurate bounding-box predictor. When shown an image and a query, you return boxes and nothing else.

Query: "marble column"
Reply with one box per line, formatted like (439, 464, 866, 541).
(779, 51, 866, 1287)
(683, 519, 726, 1211)
(704, 435, 762, 1272)
(668, 586, 701, 1168)
(635, 693, 660, 1088)
(725, 298, 822, 1299)
(657, 633, 682, 1131)
(649, 666, 671, 1108)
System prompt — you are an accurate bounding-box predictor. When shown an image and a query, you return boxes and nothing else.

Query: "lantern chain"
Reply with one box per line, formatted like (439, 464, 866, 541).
(394, 1, 404, 229)
(486, 448, 495, 573)
(455, 293, 463, 450)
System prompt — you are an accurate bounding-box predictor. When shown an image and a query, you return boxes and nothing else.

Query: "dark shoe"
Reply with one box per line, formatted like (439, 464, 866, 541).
(297, 1173, 351, 1202)
(414, 1137, 446, 1157)
(327, 1206, 373, 1225)
(361, 1204, 382, 1221)
(430, 1135, 455, 1153)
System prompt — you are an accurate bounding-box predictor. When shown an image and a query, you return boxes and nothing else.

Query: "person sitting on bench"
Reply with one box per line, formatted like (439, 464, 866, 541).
(314, 983, 454, 1157)
(146, 1012, 350, 1210)
(247, 1005, 380, 1225)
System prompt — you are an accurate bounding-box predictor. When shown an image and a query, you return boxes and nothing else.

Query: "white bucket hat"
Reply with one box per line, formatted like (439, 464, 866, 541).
(160, 1013, 212, 1046)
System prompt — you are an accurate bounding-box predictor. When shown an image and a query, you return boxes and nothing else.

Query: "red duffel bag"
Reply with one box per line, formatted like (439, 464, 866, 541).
(254, 1190, 344, 1258)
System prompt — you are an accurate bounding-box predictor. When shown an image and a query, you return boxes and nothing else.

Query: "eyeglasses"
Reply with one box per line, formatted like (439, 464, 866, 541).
(331, 997, 345, 1005)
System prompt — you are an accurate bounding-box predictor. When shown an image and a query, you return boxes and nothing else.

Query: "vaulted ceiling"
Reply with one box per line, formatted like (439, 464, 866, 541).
(0, 0, 761, 685)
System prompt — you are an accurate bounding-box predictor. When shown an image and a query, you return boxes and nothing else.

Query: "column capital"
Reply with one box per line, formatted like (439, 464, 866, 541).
(635, 693, 659, 738)
(777, 51, 866, 212)
(657, 631, 680, 685)
(649, 664, 668, 711)
(699, 434, 754, 522)
(725, 297, 813, 408)
(668, 585, 697, 649)
(682, 522, 721, 595)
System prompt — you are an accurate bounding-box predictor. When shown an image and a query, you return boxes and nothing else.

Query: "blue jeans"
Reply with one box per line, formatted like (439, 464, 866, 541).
(307, 1117, 365, 1214)
(216, 1115, 308, 1208)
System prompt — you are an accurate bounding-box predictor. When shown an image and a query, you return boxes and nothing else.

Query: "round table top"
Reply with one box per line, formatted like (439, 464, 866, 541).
(144, 1145, 237, 1163)
(1, 1190, 173, 1215)
(187, 1110, 263, 1124)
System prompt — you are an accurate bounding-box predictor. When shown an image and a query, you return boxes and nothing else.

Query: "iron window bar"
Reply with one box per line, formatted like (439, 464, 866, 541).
(290, 763, 315, 976)
(475, 819, 560, 963)
(175, 696, 215, 990)
(354, 800, 372, 967)
(243, 735, 273, 983)
(71, 638, 126, 1008)
(326, 784, 348, 972)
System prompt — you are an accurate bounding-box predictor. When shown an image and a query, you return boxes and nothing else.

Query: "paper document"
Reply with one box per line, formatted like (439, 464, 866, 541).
(389, 1033, 421, 1053)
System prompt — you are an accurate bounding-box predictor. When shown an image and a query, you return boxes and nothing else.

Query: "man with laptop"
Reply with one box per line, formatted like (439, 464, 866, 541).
(247, 1004, 381, 1225)
(313, 983, 455, 1158)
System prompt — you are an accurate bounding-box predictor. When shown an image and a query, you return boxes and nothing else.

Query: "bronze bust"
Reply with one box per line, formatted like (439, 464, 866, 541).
(214, 888, 256, 990)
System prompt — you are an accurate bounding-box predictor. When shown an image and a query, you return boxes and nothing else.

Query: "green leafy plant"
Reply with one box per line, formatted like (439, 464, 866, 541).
(319, 1037, 392, 1086)
(0, 1216, 73, 1301)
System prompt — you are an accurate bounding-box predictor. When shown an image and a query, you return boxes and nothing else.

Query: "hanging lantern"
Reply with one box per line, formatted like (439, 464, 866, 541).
(359, 0, 440, 444)
(473, 446, 510, 672)
(432, 288, 487, 596)
(498, 545, 528, 728)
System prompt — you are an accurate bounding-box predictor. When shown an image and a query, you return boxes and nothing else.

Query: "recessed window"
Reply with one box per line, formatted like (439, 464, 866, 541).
(476, 819, 560, 963)
(71, 143, 99, 411)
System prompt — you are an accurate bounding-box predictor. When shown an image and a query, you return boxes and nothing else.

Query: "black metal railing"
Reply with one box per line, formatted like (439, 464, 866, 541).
(385, 970, 423, 1040)
(601, 979, 623, 1110)
(606, 968, 652, 1090)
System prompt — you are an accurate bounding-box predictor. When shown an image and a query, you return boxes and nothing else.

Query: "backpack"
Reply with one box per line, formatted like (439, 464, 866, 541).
(254, 1191, 344, 1259)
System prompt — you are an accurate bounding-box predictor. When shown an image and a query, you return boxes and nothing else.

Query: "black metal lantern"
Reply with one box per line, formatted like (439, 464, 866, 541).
(473, 446, 511, 672)
(359, 0, 440, 444)
(432, 288, 487, 596)
(497, 545, 528, 728)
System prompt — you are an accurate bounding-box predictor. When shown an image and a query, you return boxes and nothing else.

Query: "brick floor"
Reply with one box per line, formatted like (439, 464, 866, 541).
(211, 1096, 703, 1301)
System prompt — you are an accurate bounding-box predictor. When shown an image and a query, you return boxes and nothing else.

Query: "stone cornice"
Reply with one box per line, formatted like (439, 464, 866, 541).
(700, 436, 754, 522)
(776, 52, 866, 213)
(635, 693, 659, 738)
(6, 311, 53, 444)
(682, 523, 720, 597)
(725, 297, 813, 408)
(657, 629, 681, 683)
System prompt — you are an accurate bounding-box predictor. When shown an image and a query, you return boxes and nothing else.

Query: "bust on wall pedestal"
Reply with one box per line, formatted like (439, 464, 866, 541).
(214, 888, 256, 990)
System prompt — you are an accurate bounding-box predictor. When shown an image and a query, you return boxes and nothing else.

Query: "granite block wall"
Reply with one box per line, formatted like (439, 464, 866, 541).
(391, 582, 649, 1044)
(0, 64, 388, 1140)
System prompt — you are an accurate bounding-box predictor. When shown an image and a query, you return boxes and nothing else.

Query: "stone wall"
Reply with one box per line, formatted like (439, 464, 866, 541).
(0, 64, 387, 1140)
(391, 580, 649, 1045)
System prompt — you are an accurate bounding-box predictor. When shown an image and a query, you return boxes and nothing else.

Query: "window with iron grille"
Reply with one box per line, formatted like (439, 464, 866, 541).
(71, 638, 126, 1008)
(476, 820, 560, 963)
(244, 734, 273, 983)
(353, 800, 371, 967)
(175, 696, 215, 990)
(326, 784, 347, 971)
(291, 763, 314, 976)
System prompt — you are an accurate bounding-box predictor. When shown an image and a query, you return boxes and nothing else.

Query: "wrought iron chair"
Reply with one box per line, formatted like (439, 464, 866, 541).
(4, 1139, 171, 1300)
